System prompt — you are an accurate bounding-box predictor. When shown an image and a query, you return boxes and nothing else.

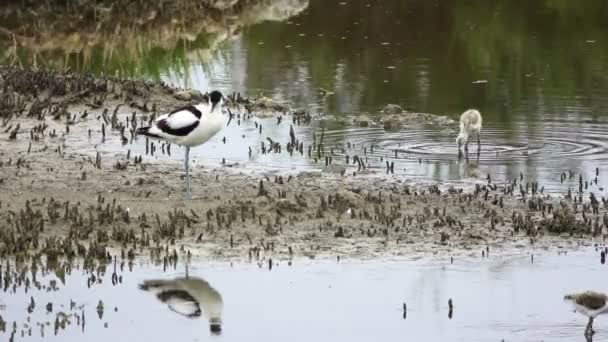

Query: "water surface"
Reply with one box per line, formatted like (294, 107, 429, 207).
(2, 248, 608, 341)
(4, 0, 608, 189)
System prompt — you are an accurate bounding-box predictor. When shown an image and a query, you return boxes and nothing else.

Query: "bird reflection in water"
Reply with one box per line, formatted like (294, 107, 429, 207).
(139, 276, 224, 335)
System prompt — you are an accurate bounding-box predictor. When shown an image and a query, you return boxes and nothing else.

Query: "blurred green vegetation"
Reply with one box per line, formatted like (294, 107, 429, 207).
(3, 32, 216, 80)
(242, 0, 608, 119)
(1, 0, 607, 122)
(0, 0, 244, 78)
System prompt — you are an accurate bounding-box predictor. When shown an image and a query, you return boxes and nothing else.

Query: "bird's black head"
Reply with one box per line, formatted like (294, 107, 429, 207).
(209, 90, 223, 113)
(210, 90, 222, 105)
(209, 323, 222, 335)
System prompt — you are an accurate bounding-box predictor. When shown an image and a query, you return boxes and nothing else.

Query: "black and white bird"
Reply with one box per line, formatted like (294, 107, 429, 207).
(137, 90, 230, 199)
(564, 291, 608, 336)
(139, 276, 224, 335)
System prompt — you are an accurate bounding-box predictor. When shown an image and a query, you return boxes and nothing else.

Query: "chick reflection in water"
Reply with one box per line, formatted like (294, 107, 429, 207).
(139, 277, 224, 334)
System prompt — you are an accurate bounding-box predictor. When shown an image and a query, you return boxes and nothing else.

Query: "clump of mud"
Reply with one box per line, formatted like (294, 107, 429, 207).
(0, 65, 185, 130)
(380, 104, 455, 130)
(226, 92, 302, 119)
(351, 104, 455, 130)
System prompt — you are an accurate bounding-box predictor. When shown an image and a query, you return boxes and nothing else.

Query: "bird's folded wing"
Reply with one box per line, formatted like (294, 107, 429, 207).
(155, 110, 200, 137)
(576, 293, 607, 310)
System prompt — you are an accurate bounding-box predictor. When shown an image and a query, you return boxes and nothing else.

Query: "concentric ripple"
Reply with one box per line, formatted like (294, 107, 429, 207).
(319, 120, 608, 165)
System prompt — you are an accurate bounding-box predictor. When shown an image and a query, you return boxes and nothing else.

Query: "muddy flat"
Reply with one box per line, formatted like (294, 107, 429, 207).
(0, 66, 603, 264)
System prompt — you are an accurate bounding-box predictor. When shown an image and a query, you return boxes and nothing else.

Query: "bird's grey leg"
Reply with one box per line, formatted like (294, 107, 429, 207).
(586, 317, 594, 335)
(185, 146, 191, 200)
(477, 132, 481, 150)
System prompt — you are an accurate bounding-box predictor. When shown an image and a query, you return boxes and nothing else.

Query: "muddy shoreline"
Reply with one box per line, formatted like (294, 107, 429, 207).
(0, 66, 605, 264)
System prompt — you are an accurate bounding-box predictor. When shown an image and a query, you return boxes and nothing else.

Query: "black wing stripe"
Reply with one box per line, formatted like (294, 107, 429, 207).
(156, 290, 202, 318)
(170, 105, 203, 119)
(157, 289, 196, 302)
(157, 119, 199, 137)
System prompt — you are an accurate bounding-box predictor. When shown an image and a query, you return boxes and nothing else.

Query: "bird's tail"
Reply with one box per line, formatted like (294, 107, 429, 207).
(136, 126, 160, 138)
(138, 279, 171, 291)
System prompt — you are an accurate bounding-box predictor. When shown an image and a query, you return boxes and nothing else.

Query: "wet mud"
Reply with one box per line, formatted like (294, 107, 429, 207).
(0, 66, 605, 265)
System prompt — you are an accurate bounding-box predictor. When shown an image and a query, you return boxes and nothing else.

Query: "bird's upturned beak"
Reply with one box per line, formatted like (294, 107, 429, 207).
(226, 107, 234, 127)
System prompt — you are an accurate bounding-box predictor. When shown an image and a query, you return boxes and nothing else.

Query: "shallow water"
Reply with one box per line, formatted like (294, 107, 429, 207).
(2, 248, 608, 341)
(82, 111, 608, 196)
(4, 0, 604, 192)
(163, 0, 608, 190)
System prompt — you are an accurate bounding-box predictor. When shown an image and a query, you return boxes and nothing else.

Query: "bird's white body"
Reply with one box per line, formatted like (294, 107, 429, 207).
(179, 110, 224, 147)
(456, 109, 483, 145)
(144, 102, 225, 147)
(140, 277, 224, 324)
(137, 91, 227, 199)
(571, 303, 608, 318)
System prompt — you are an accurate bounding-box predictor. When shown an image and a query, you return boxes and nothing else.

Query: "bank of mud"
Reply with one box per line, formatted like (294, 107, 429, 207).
(0, 66, 603, 265)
